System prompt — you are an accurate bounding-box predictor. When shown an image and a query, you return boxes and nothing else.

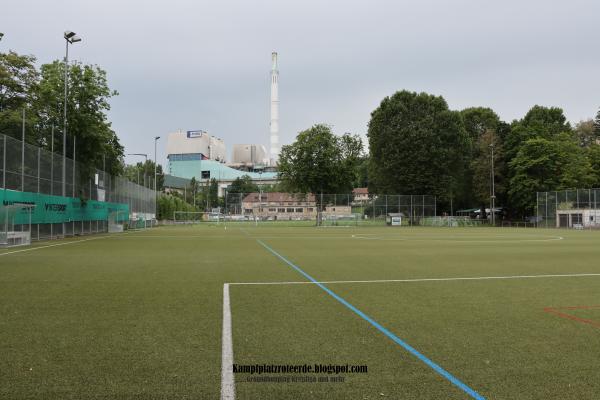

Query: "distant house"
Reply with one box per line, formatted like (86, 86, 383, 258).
(352, 188, 369, 204)
(241, 192, 351, 220)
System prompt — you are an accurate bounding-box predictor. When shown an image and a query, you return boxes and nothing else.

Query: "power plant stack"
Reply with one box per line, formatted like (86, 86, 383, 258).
(269, 52, 280, 165)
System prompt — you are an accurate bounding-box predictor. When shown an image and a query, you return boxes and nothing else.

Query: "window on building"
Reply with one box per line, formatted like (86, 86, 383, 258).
(278, 208, 285, 213)
(307, 208, 314, 212)
(296, 208, 303, 213)
(287, 208, 295, 213)
(269, 208, 276, 212)
(201, 171, 210, 179)
(244, 209, 252, 214)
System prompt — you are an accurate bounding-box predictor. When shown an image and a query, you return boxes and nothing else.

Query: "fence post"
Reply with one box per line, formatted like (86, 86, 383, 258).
(3, 135, 6, 190)
(37, 148, 40, 193)
(21, 109, 25, 191)
(410, 195, 413, 226)
(72, 136, 76, 198)
(385, 195, 388, 217)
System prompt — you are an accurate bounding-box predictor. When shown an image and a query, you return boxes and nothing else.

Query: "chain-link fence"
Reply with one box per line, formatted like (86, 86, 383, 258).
(0, 134, 156, 240)
(536, 189, 600, 229)
(222, 192, 436, 226)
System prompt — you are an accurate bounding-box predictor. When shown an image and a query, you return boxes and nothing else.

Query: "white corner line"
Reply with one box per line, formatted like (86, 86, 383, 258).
(0, 235, 109, 257)
(221, 283, 235, 400)
(227, 273, 600, 286)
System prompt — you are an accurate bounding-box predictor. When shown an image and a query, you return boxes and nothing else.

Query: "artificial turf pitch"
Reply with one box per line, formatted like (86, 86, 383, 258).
(1, 225, 600, 399)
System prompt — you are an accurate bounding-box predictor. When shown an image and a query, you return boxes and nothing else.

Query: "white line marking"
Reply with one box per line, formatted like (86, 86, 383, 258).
(228, 273, 600, 286)
(221, 283, 235, 400)
(0, 235, 109, 257)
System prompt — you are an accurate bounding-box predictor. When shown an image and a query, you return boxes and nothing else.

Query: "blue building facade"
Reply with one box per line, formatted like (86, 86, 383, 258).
(168, 158, 277, 181)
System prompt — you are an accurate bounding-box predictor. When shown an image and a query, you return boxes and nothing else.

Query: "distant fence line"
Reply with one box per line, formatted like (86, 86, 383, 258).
(536, 189, 600, 229)
(0, 134, 156, 240)
(221, 192, 437, 225)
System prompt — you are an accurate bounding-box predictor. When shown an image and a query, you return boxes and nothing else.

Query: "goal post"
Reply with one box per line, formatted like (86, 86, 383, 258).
(0, 203, 34, 247)
(321, 213, 360, 227)
(108, 210, 127, 233)
(173, 211, 223, 224)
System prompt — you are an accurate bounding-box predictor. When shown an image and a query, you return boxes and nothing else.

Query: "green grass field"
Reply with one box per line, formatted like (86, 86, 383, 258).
(2, 225, 600, 399)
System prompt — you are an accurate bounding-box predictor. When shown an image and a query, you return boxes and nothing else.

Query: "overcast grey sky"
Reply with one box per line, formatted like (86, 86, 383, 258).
(2, 0, 599, 167)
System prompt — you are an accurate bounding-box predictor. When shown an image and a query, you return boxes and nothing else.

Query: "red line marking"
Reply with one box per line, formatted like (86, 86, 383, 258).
(549, 305, 600, 311)
(544, 306, 600, 329)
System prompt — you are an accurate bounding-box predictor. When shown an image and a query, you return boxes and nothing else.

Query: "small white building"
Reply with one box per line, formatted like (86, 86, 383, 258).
(556, 209, 600, 228)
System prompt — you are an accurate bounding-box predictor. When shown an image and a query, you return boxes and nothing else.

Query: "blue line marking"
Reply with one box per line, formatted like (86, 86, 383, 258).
(257, 239, 485, 400)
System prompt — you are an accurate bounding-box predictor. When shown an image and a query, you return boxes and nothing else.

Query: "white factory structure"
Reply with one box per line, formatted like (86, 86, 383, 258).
(166, 130, 226, 163)
(163, 52, 282, 189)
(230, 144, 267, 166)
(269, 52, 280, 165)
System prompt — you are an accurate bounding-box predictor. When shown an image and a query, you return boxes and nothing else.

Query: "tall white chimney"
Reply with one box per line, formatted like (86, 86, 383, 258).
(269, 52, 279, 164)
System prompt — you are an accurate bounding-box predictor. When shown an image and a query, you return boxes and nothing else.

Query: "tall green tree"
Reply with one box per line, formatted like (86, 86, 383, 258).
(574, 119, 597, 147)
(0, 51, 39, 142)
(587, 144, 600, 187)
(123, 160, 164, 190)
(207, 178, 219, 210)
(35, 60, 123, 175)
(508, 133, 594, 215)
(505, 105, 571, 160)
(593, 108, 600, 139)
(470, 130, 505, 209)
(278, 124, 363, 195)
(460, 107, 502, 208)
(353, 155, 369, 188)
(367, 90, 467, 205)
(228, 175, 259, 194)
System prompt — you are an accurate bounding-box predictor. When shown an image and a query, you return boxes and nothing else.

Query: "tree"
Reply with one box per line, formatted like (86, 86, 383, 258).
(207, 178, 219, 210)
(34, 60, 123, 175)
(228, 175, 259, 194)
(0, 50, 39, 142)
(124, 160, 164, 190)
(587, 144, 600, 187)
(367, 90, 467, 205)
(505, 105, 571, 160)
(353, 155, 369, 188)
(278, 124, 363, 196)
(593, 108, 600, 140)
(574, 119, 597, 147)
(460, 107, 502, 208)
(461, 107, 500, 142)
(508, 133, 594, 216)
(470, 130, 505, 210)
(157, 193, 196, 220)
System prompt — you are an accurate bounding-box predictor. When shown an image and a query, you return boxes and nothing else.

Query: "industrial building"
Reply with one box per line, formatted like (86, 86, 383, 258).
(165, 52, 282, 190)
(166, 130, 277, 184)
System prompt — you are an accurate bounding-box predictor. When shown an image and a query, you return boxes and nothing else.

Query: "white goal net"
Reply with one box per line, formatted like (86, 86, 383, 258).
(173, 211, 223, 224)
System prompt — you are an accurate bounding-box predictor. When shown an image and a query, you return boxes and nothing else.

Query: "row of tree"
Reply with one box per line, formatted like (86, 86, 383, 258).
(0, 49, 124, 176)
(368, 91, 600, 217)
(277, 91, 600, 218)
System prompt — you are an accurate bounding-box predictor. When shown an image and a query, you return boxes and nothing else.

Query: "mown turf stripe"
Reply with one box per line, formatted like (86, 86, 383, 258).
(257, 239, 486, 400)
(221, 284, 235, 400)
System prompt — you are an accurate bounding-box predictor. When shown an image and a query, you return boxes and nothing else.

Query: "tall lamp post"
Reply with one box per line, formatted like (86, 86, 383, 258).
(490, 142, 496, 226)
(154, 136, 160, 223)
(62, 31, 81, 237)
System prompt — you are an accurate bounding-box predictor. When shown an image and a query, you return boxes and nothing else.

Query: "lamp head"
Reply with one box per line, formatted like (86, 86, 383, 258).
(64, 31, 76, 39)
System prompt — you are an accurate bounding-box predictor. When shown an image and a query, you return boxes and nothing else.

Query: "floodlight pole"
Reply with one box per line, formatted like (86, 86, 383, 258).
(154, 136, 160, 222)
(62, 31, 81, 237)
(490, 142, 496, 226)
